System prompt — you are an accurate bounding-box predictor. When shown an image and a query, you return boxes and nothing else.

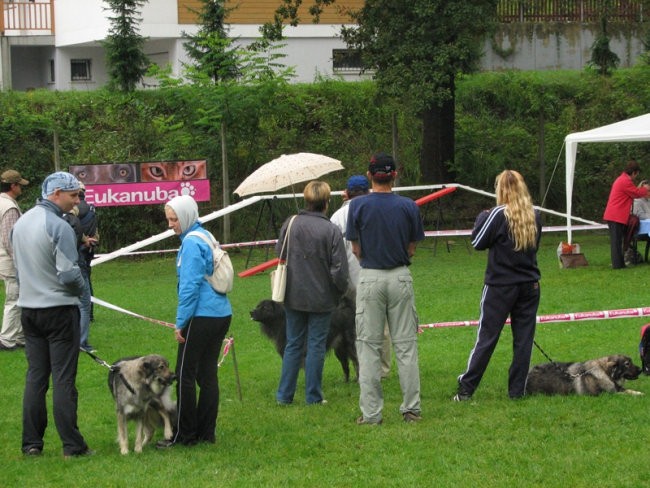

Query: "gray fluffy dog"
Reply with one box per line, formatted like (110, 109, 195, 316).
(108, 354, 177, 454)
(525, 354, 643, 396)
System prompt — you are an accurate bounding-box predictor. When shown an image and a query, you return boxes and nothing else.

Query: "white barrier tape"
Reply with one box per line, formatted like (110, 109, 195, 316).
(92, 239, 280, 260)
(91, 196, 264, 266)
(91, 184, 604, 267)
(95, 223, 607, 260)
(420, 307, 650, 329)
(424, 224, 606, 238)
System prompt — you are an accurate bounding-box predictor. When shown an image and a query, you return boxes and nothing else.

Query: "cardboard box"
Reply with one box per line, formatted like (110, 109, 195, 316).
(559, 253, 588, 268)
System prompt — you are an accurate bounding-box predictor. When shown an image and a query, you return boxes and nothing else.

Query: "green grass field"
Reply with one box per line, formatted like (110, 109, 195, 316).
(2, 231, 650, 487)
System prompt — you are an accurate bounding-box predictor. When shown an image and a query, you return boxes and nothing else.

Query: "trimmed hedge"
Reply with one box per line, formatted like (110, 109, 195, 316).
(2, 68, 650, 247)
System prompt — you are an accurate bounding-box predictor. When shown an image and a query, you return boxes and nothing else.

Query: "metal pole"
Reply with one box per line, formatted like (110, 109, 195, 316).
(53, 129, 60, 171)
(221, 120, 231, 243)
(229, 336, 243, 401)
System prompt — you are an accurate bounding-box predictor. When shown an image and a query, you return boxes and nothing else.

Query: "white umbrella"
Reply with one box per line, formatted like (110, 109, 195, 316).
(234, 153, 344, 197)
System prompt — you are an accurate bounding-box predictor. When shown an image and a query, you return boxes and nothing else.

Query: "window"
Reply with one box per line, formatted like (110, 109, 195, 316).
(332, 49, 364, 72)
(49, 59, 55, 83)
(71, 59, 91, 81)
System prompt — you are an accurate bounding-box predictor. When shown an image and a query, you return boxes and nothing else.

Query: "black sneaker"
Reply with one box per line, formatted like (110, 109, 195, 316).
(156, 439, 175, 449)
(24, 447, 42, 456)
(64, 448, 95, 459)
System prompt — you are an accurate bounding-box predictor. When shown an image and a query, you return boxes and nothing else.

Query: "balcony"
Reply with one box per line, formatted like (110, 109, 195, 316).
(1, 0, 54, 35)
(0, 0, 643, 37)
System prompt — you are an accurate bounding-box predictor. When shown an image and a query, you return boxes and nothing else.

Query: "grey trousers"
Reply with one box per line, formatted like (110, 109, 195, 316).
(356, 267, 421, 422)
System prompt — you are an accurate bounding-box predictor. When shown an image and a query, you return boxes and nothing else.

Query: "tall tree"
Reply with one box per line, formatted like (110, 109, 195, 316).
(182, 0, 292, 241)
(182, 0, 239, 242)
(103, 0, 149, 92)
(183, 0, 240, 84)
(264, 0, 498, 183)
(182, 0, 292, 84)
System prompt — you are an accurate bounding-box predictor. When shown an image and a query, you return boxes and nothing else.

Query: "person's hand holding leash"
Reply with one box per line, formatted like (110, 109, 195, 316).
(175, 328, 185, 344)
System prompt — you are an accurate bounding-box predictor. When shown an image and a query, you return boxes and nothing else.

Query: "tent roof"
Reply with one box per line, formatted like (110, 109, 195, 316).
(565, 113, 650, 145)
(564, 113, 650, 243)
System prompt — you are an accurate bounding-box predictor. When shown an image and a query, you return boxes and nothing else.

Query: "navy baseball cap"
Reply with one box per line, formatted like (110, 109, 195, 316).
(368, 153, 396, 180)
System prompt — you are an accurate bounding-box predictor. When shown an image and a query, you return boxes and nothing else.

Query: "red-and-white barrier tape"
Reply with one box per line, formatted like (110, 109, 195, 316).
(218, 337, 234, 367)
(420, 307, 650, 329)
(93, 295, 650, 334)
(91, 296, 175, 328)
(91, 296, 235, 368)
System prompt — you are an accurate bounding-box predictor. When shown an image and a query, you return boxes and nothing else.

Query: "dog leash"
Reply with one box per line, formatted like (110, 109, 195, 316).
(83, 348, 113, 369)
(82, 348, 137, 395)
(533, 340, 594, 379)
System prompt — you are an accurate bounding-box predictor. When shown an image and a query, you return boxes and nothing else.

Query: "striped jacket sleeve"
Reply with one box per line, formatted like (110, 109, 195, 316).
(471, 206, 504, 250)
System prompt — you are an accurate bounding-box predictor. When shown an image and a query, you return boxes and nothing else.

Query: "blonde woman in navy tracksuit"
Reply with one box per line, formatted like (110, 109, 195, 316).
(454, 170, 542, 401)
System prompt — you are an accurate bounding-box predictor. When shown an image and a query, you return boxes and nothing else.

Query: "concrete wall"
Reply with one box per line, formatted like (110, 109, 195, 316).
(53, 46, 107, 91)
(481, 23, 645, 71)
(55, 0, 184, 46)
(230, 24, 372, 83)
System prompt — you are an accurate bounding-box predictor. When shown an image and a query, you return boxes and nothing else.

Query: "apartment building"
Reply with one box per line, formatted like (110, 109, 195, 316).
(0, 0, 368, 90)
(0, 0, 645, 91)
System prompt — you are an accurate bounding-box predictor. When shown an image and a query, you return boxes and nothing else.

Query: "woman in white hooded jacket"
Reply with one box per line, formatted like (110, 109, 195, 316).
(160, 194, 232, 447)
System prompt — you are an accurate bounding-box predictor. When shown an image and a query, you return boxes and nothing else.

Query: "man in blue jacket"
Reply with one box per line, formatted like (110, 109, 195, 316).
(13, 171, 92, 458)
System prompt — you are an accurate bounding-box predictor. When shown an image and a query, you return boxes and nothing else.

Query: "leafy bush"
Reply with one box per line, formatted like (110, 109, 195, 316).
(3, 69, 650, 247)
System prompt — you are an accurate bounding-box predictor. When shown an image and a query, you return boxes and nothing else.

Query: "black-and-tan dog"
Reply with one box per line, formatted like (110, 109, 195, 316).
(525, 354, 643, 396)
(250, 297, 359, 382)
(108, 355, 177, 454)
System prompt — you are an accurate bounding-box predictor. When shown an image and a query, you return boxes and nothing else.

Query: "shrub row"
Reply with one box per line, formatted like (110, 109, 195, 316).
(2, 67, 649, 247)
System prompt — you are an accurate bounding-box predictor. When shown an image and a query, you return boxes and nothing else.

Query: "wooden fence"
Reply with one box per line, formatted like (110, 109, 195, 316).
(497, 0, 643, 23)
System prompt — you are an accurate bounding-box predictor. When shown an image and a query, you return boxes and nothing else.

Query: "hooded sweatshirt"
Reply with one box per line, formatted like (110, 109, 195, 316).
(166, 195, 232, 329)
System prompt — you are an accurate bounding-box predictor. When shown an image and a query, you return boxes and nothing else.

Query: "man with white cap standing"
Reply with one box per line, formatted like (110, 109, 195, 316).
(0, 170, 28, 351)
(331, 174, 393, 379)
(12, 171, 92, 458)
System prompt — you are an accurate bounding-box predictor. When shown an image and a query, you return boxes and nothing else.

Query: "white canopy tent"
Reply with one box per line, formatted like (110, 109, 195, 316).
(565, 113, 650, 243)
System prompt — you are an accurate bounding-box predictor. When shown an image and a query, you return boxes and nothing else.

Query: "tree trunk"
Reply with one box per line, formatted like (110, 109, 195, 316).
(538, 111, 545, 202)
(221, 119, 230, 243)
(392, 111, 400, 186)
(53, 130, 61, 171)
(419, 82, 455, 183)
